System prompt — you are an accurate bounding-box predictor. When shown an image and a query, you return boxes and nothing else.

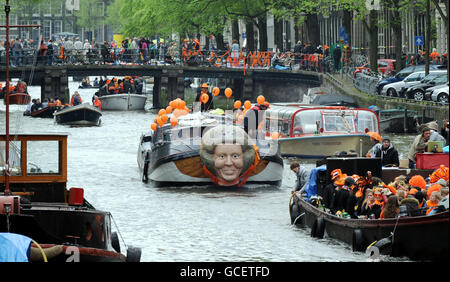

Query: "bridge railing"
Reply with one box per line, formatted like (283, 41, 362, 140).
(1, 47, 332, 73)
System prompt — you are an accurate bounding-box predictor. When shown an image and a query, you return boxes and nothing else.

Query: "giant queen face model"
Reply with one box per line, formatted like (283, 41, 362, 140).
(200, 125, 257, 186)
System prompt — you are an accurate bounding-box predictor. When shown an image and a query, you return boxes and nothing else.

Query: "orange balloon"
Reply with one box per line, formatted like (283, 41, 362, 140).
(156, 116, 164, 127)
(257, 95, 265, 105)
(170, 116, 178, 127)
(169, 100, 176, 108)
(158, 109, 166, 116)
(166, 105, 173, 114)
(151, 123, 157, 131)
(224, 88, 233, 98)
(179, 99, 186, 109)
(244, 100, 252, 110)
(234, 100, 242, 109)
(212, 87, 220, 96)
(161, 114, 169, 123)
(172, 108, 181, 117)
(201, 93, 209, 104)
(271, 132, 280, 140)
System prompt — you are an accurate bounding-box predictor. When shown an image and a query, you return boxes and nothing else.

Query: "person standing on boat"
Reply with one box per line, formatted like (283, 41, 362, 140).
(290, 162, 310, 195)
(93, 95, 102, 110)
(195, 83, 214, 112)
(366, 131, 382, 158)
(408, 126, 431, 169)
(372, 136, 399, 167)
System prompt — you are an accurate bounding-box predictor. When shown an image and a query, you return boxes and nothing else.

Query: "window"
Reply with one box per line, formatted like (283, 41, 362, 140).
(0, 141, 22, 176)
(43, 20, 51, 40)
(53, 20, 62, 35)
(293, 110, 323, 135)
(355, 111, 378, 133)
(322, 111, 355, 133)
(27, 141, 60, 174)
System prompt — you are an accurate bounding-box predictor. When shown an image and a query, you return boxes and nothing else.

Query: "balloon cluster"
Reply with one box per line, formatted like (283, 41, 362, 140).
(151, 98, 190, 130)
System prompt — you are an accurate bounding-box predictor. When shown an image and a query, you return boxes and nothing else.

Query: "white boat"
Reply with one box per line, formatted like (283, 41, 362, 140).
(98, 93, 147, 111)
(138, 112, 284, 187)
(265, 104, 381, 159)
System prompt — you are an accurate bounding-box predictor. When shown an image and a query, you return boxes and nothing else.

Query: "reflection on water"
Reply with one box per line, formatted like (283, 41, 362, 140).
(0, 78, 414, 262)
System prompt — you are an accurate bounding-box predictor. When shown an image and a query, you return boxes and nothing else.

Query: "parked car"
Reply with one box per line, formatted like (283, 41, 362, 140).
(353, 59, 396, 78)
(381, 71, 427, 97)
(404, 71, 448, 100)
(375, 64, 444, 94)
(425, 82, 449, 101)
(430, 84, 449, 104)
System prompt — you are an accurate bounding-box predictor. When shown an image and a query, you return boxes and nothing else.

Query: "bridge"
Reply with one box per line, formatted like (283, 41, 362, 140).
(0, 65, 322, 108)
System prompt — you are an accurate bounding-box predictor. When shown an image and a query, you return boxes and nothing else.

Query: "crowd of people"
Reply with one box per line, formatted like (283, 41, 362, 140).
(96, 76, 144, 96)
(293, 163, 449, 219)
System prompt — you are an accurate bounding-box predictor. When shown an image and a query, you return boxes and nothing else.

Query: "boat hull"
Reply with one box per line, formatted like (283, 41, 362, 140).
(30, 106, 57, 118)
(99, 94, 147, 111)
(278, 134, 372, 159)
(292, 195, 449, 261)
(138, 141, 284, 187)
(4, 93, 31, 105)
(54, 104, 102, 126)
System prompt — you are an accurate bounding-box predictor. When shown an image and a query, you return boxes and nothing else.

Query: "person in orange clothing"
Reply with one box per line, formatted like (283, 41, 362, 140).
(427, 183, 442, 199)
(408, 175, 427, 191)
(426, 191, 443, 215)
(93, 95, 102, 110)
(429, 48, 440, 64)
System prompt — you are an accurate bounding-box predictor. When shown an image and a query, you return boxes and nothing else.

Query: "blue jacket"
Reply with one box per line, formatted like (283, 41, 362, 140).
(304, 164, 327, 201)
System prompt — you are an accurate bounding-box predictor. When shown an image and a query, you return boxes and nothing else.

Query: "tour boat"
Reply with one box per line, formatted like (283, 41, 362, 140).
(53, 103, 102, 126)
(289, 158, 448, 261)
(98, 93, 147, 111)
(265, 104, 380, 159)
(138, 112, 284, 187)
(0, 134, 141, 262)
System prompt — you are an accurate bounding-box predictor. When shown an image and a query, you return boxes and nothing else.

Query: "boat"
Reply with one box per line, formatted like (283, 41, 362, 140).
(138, 112, 284, 187)
(265, 104, 380, 159)
(98, 93, 147, 111)
(369, 107, 434, 133)
(4, 93, 31, 105)
(0, 133, 141, 262)
(303, 88, 359, 108)
(289, 157, 449, 261)
(28, 104, 58, 118)
(53, 103, 102, 126)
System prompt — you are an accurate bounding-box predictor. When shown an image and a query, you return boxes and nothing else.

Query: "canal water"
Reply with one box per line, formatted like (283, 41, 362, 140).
(0, 79, 415, 262)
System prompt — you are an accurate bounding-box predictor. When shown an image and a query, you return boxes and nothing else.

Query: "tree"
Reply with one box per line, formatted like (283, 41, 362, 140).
(75, 0, 107, 39)
(431, 0, 449, 79)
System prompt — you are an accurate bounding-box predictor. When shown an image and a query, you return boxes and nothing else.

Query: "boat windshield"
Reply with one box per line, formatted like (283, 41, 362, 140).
(355, 110, 379, 133)
(292, 110, 323, 135)
(323, 111, 355, 133)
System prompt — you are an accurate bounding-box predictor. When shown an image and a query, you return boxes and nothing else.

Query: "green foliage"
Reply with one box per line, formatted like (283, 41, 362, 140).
(74, 0, 106, 30)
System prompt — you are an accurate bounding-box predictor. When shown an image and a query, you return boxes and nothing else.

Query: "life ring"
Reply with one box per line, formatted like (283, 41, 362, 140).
(310, 217, 325, 239)
(111, 232, 121, 253)
(352, 229, 365, 252)
(126, 246, 142, 262)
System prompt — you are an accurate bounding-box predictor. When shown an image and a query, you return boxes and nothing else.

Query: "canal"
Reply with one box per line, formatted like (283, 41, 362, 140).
(0, 79, 415, 262)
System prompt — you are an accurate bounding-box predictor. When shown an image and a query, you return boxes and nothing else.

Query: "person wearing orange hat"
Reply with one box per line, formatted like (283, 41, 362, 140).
(366, 131, 382, 158)
(194, 82, 213, 112)
(409, 175, 427, 191)
(427, 183, 442, 199)
(330, 174, 350, 214)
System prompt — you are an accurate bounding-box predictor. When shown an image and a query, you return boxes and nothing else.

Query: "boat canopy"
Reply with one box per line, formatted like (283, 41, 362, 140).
(265, 106, 380, 137)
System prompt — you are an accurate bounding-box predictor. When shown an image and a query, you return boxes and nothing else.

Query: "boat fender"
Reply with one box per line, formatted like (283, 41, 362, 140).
(310, 217, 325, 239)
(352, 229, 365, 252)
(373, 237, 392, 256)
(111, 232, 121, 253)
(29, 245, 64, 262)
(290, 203, 301, 225)
(126, 246, 142, 262)
(142, 153, 150, 183)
